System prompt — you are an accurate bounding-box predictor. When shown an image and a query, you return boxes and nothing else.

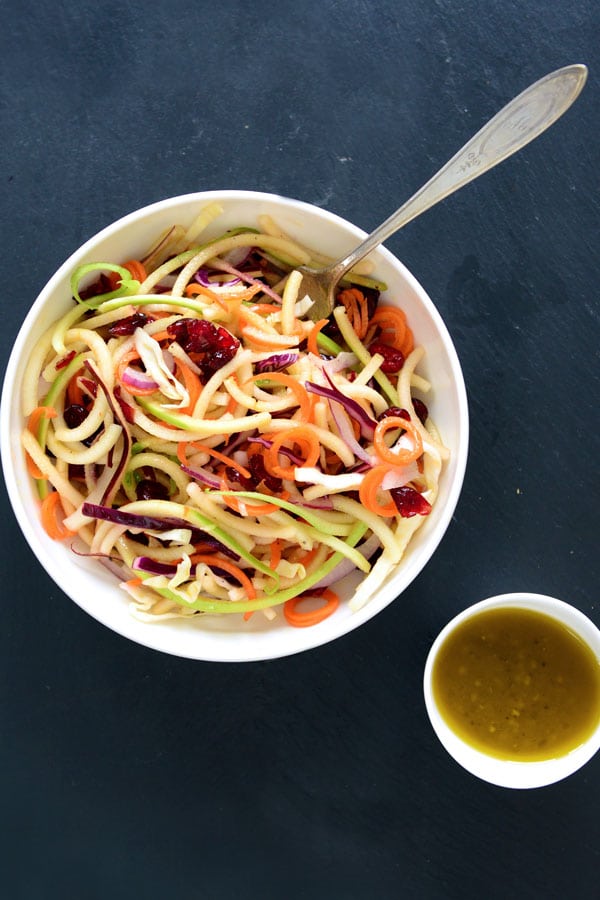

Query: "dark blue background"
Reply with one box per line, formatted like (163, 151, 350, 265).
(1, 1, 598, 897)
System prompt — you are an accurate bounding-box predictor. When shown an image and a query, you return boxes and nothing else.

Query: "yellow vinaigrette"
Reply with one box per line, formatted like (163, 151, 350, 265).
(432, 607, 600, 761)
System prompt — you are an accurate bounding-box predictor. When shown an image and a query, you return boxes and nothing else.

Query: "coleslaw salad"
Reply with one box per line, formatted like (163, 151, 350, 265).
(19, 202, 450, 629)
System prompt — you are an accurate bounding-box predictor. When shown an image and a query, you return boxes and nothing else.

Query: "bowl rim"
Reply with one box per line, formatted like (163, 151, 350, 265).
(1, 189, 469, 661)
(423, 592, 600, 788)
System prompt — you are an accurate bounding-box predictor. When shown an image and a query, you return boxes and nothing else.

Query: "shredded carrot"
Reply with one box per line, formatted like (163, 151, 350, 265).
(370, 305, 414, 356)
(306, 318, 329, 356)
(292, 544, 320, 568)
(184, 283, 229, 310)
(66, 370, 86, 408)
(175, 359, 202, 416)
(26, 453, 44, 481)
(370, 305, 406, 345)
(225, 393, 238, 415)
(185, 282, 263, 304)
(125, 260, 147, 283)
(269, 539, 283, 570)
(28, 405, 57, 433)
(221, 493, 280, 516)
(26, 406, 57, 478)
(239, 323, 300, 351)
(115, 350, 138, 382)
(40, 491, 76, 540)
(248, 303, 284, 314)
(185, 283, 215, 298)
(123, 577, 143, 589)
(245, 438, 267, 462)
(373, 415, 423, 466)
(244, 372, 312, 421)
(400, 328, 414, 358)
(358, 464, 399, 517)
(307, 391, 321, 422)
(190, 553, 257, 600)
(323, 448, 341, 470)
(264, 426, 321, 481)
(232, 283, 264, 302)
(338, 288, 369, 340)
(107, 260, 147, 291)
(283, 588, 340, 627)
(147, 329, 172, 343)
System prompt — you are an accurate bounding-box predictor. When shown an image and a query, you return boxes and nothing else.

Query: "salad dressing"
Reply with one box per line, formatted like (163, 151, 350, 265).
(432, 607, 600, 761)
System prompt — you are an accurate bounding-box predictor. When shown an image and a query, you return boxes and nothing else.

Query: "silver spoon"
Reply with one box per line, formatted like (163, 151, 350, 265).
(300, 63, 588, 321)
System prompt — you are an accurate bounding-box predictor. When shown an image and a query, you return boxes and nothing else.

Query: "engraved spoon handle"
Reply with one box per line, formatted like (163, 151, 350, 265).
(328, 64, 588, 284)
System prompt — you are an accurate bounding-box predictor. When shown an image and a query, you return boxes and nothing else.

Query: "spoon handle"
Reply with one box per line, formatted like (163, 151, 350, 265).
(330, 64, 588, 281)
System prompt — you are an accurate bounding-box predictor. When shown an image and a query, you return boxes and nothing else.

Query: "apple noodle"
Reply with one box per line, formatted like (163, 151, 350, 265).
(21, 203, 449, 627)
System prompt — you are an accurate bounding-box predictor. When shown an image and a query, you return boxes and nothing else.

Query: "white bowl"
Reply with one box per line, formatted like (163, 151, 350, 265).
(1, 190, 468, 661)
(424, 593, 600, 788)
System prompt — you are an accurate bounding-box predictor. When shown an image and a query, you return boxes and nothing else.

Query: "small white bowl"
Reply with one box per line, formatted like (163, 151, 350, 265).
(1, 190, 468, 662)
(424, 593, 600, 788)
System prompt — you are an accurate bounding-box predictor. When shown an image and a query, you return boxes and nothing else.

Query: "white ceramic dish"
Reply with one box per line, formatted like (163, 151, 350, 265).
(1, 190, 468, 662)
(423, 593, 600, 788)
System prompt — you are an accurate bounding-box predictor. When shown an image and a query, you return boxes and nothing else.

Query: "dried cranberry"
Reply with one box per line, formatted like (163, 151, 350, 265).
(224, 466, 252, 490)
(64, 404, 89, 428)
(78, 273, 113, 301)
(168, 318, 223, 352)
(202, 348, 234, 379)
(64, 402, 105, 446)
(412, 398, 429, 425)
(378, 402, 428, 425)
(368, 341, 405, 373)
(167, 318, 239, 379)
(249, 453, 282, 493)
(135, 479, 170, 501)
(390, 486, 432, 518)
(108, 311, 151, 337)
(378, 406, 410, 422)
(82, 427, 103, 448)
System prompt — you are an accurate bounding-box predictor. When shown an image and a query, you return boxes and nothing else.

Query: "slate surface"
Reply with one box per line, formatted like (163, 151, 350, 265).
(1, 1, 598, 898)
